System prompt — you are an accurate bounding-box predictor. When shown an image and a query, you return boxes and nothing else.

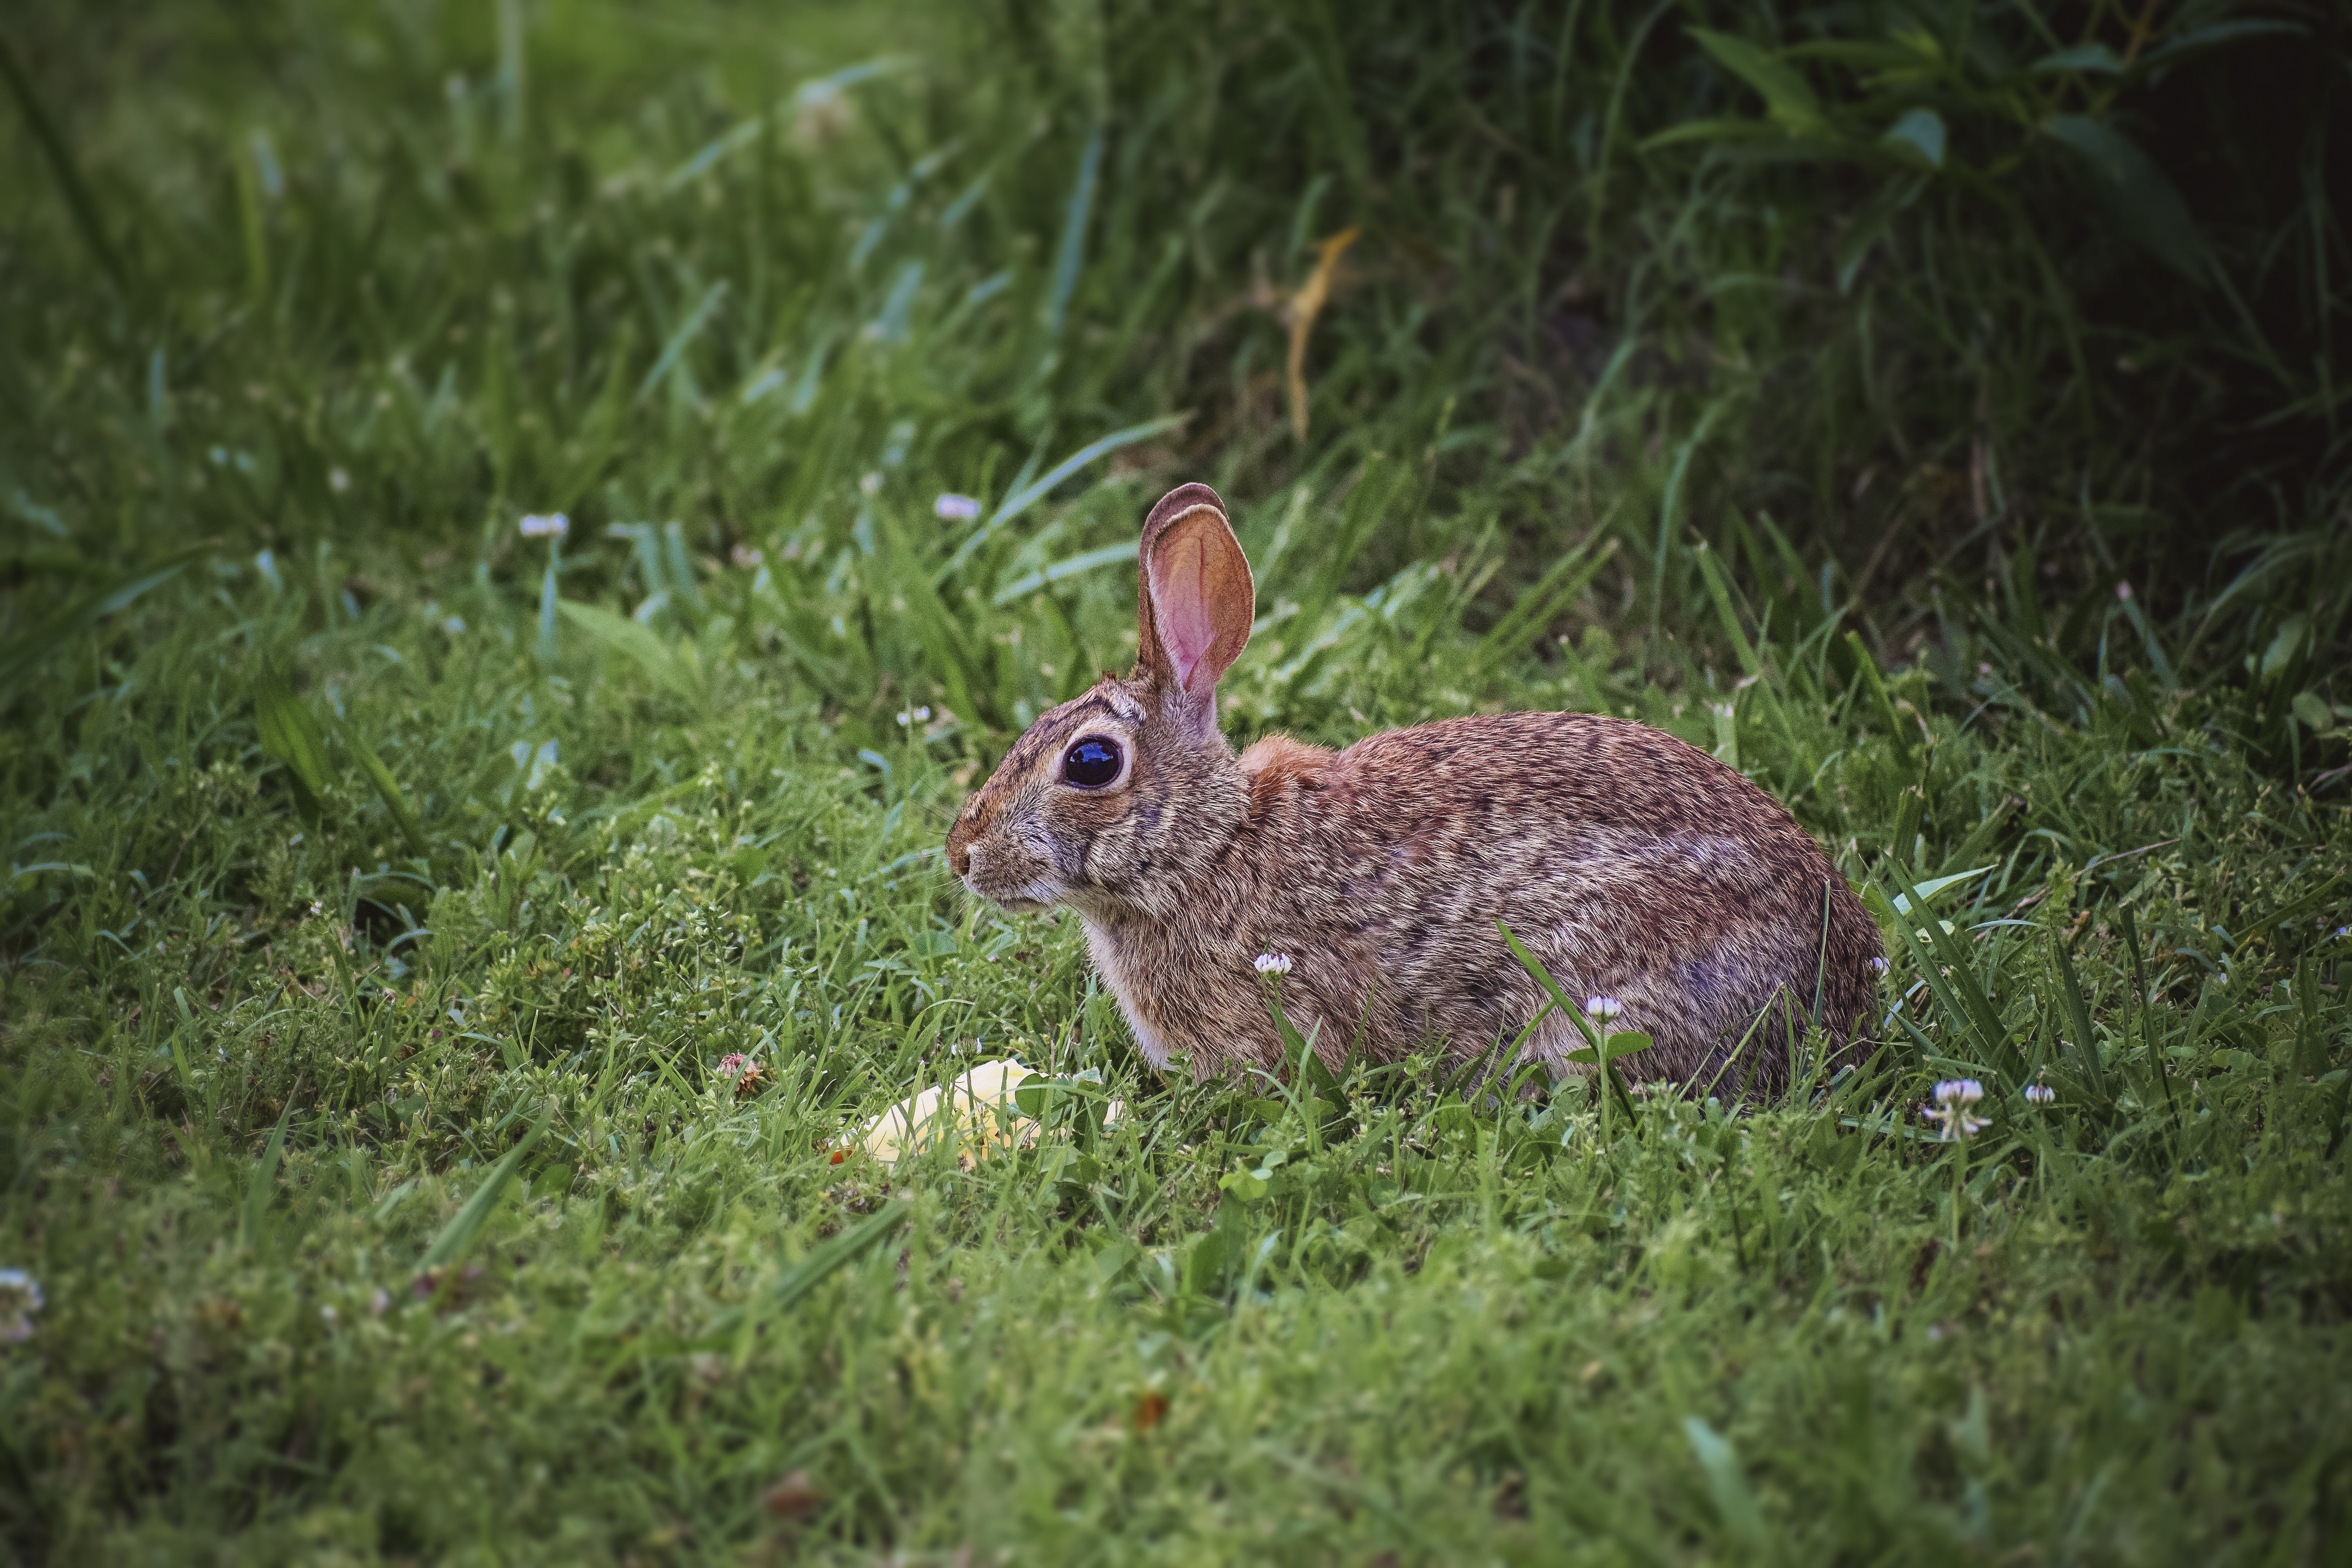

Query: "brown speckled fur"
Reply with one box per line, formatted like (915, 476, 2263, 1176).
(947, 483, 1882, 1091)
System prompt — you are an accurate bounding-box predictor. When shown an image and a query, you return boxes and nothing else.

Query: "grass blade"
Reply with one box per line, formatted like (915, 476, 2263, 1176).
(1682, 1416, 1772, 1553)
(1047, 123, 1103, 340)
(557, 599, 706, 708)
(0, 549, 203, 693)
(332, 715, 430, 859)
(941, 414, 1189, 579)
(991, 541, 1139, 606)
(2051, 927, 2108, 1103)
(0, 35, 127, 290)
(1465, 537, 1619, 677)
(242, 1087, 299, 1248)
(1870, 862, 2018, 1081)
(254, 670, 332, 816)
(1842, 631, 1914, 764)
(775, 1199, 909, 1312)
(417, 1103, 552, 1273)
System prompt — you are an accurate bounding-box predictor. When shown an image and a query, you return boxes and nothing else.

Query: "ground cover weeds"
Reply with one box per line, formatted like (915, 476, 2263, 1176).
(3, 0, 2350, 1560)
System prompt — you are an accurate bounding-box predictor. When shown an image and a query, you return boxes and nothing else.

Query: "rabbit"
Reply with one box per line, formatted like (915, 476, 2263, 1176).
(946, 482, 1885, 1092)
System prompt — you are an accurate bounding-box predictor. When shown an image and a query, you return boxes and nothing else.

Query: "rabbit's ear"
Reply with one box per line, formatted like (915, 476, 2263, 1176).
(1137, 484, 1254, 732)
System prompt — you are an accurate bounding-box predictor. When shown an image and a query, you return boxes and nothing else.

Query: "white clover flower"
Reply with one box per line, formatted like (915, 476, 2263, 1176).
(1869, 955, 1890, 975)
(519, 512, 568, 539)
(2024, 1083, 2056, 1105)
(934, 493, 982, 523)
(1254, 953, 1293, 976)
(0, 1268, 43, 1344)
(1925, 1079, 1989, 1140)
(1584, 995, 1624, 1022)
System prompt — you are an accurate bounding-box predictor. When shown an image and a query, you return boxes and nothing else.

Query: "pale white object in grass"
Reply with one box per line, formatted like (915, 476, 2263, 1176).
(519, 512, 569, 539)
(858, 1061, 1124, 1167)
(934, 493, 982, 523)
(1253, 953, 1293, 976)
(1925, 1078, 1990, 1140)
(2024, 1083, 2056, 1105)
(861, 1061, 1037, 1168)
(1584, 995, 1624, 1022)
(0, 1267, 42, 1344)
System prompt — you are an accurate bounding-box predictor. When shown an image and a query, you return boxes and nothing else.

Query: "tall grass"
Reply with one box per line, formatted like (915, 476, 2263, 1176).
(2, 0, 2348, 1559)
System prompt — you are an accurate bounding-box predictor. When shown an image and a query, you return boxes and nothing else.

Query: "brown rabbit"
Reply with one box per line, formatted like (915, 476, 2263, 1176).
(946, 482, 1884, 1091)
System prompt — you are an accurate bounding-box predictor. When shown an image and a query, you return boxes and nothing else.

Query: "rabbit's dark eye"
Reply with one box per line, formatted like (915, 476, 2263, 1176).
(1062, 737, 1123, 788)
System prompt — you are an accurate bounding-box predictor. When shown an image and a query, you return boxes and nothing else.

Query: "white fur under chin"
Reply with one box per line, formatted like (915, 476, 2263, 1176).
(1081, 915, 1174, 1070)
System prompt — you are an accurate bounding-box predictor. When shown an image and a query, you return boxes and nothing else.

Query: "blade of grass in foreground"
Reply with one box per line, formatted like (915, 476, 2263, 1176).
(332, 714, 430, 858)
(254, 670, 332, 819)
(557, 599, 707, 708)
(709, 1200, 912, 1365)
(416, 1103, 553, 1274)
(0, 548, 205, 693)
(242, 1089, 299, 1249)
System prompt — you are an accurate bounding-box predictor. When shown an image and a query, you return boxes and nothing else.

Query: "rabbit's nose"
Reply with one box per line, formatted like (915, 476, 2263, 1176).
(946, 832, 972, 879)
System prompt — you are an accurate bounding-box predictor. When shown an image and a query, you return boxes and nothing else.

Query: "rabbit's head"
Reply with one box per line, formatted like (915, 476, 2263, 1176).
(946, 483, 1255, 922)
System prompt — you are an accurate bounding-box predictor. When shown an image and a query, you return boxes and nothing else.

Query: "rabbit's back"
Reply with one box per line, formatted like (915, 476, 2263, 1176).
(1093, 710, 1879, 1087)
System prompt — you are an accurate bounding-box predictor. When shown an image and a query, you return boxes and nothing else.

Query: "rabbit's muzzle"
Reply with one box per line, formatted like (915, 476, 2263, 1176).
(949, 826, 1063, 914)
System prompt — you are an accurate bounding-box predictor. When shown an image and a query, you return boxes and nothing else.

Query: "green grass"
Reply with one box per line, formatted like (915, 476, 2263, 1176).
(3, 0, 2350, 1561)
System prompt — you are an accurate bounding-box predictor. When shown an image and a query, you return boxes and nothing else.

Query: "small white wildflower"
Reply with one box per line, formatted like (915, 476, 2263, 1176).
(1584, 995, 1624, 1022)
(328, 467, 351, 493)
(934, 493, 982, 523)
(519, 512, 569, 539)
(858, 472, 882, 497)
(1869, 956, 1890, 975)
(2024, 1084, 2056, 1105)
(0, 1269, 43, 1344)
(1926, 1079, 1989, 1140)
(1253, 953, 1293, 976)
(319, 1305, 338, 1324)
(308, 900, 325, 918)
